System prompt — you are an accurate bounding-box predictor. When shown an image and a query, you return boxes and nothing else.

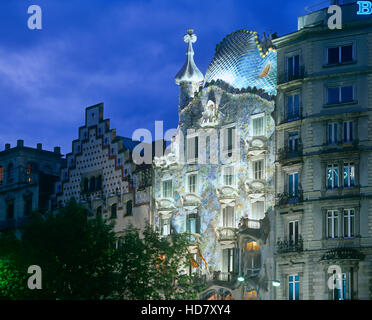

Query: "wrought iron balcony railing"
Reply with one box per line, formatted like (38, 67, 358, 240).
(277, 190, 304, 206)
(278, 66, 305, 85)
(277, 143, 303, 161)
(276, 236, 304, 254)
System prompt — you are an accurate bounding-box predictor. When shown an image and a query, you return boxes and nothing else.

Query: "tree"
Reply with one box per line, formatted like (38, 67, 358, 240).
(0, 200, 205, 300)
(116, 224, 205, 299)
(0, 200, 119, 300)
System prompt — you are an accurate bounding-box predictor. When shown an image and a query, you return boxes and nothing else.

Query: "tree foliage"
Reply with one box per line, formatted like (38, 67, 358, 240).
(0, 200, 204, 300)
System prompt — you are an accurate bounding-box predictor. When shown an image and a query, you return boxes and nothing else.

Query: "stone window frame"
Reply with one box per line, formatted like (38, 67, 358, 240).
(323, 39, 356, 67)
(321, 203, 360, 241)
(320, 157, 359, 191)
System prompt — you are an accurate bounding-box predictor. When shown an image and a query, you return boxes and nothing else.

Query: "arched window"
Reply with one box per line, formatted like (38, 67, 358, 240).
(7, 163, 14, 183)
(125, 200, 133, 216)
(0, 166, 3, 185)
(111, 203, 117, 219)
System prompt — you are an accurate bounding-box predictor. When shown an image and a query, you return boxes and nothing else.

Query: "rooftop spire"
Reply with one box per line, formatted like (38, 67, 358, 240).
(175, 29, 204, 85)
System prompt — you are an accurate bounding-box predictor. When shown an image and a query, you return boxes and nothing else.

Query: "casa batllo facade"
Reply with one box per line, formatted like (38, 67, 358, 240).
(153, 29, 278, 300)
(54, 104, 153, 237)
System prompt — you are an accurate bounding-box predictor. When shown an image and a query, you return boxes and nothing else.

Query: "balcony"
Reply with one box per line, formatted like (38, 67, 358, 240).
(320, 247, 364, 261)
(216, 227, 237, 243)
(276, 190, 303, 206)
(277, 144, 303, 162)
(213, 271, 237, 283)
(278, 66, 305, 85)
(276, 236, 304, 254)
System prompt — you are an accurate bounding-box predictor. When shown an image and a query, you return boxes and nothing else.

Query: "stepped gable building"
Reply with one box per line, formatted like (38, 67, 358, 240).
(153, 29, 278, 300)
(273, 1, 372, 300)
(54, 103, 154, 236)
(0, 140, 64, 231)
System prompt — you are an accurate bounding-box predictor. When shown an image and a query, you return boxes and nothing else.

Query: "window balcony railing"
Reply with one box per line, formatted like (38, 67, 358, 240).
(276, 236, 304, 254)
(278, 66, 305, 85)
(277, 143, 303, 161)
(216, 227, 238, 242)
(277, 190, 304, 206)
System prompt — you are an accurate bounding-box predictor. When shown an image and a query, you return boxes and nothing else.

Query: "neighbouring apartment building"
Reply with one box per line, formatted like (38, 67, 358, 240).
(0, 140, 65, 232)
(273, 1, 372, 300)
(53, 103, 154, 237)
(153, 29, 278, 300)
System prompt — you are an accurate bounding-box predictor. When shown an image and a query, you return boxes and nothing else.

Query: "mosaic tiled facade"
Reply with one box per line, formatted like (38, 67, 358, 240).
(154, 30, 278, 299)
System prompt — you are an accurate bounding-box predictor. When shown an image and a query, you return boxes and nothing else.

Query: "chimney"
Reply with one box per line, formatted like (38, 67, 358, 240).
(54, 146, 61, 154)
(37, 143, 42, 150)
(17, 139, 24, 148)
(5, 143, 10, 150)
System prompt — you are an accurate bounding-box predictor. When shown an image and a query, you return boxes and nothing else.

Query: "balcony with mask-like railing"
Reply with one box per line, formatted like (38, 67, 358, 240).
(216, 227, 238, 243)
(276, 235, 304, 254)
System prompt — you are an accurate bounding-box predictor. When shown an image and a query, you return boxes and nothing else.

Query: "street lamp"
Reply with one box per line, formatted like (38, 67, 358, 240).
(237, 276, 280, 300)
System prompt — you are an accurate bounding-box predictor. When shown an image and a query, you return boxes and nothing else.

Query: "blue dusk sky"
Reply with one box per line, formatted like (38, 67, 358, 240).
(1, 0, 314, 155)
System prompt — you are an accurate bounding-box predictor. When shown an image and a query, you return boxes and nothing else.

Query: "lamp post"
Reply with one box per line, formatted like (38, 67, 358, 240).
(237, 276, 280, 300)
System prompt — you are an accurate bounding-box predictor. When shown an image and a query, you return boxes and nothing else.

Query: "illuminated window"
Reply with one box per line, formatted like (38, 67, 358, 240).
(162, 180, 173, 198)
(343, 209, 355, 238)
(222, 206, 234, 228)
(327, 210, 339, 239)
(343, 162, 355, 187)
(289, 275, 300, 300)
(327, 164, 339, 189)
(223, 166, 234, 186)
(252, 117, 264, 136)
(244, 241, 260, 276)
(0, 166, 3, 185)
(332, 271, 351, 300)
(245, 290, 258, 300)
(253, 160, 264, 180)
